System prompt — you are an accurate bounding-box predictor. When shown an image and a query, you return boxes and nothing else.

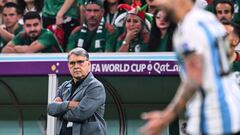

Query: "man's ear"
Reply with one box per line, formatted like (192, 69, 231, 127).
(17, 14, 22, 20)
(101, 9, 105, 16)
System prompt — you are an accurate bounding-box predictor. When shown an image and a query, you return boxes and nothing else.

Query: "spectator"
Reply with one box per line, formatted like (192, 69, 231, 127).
(42, 0, 80, 48)
(66, 0, 109, 52)
(148, 8, 177, 52)
(0, 2, 23, 52)
(0, 0, 18, 24)
(104, 0, 124, 34)
(0, 0, 17, 7)
(1, 11, 63, 53)
(213, 0, 234, 22)
(18, 0, 43, 14)
(112, 0, 152, 52)
(146, 0, 158, 14)
(103, 0, 125, 52)
(48, 47, 107, 135)
(222, 20, 240, 71)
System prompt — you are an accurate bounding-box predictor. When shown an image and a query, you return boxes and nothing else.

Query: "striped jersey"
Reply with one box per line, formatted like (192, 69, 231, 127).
(173, 7, 240, 135)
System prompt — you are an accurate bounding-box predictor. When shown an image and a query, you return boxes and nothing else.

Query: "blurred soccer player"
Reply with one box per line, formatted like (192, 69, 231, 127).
(140, 0, 240, 135)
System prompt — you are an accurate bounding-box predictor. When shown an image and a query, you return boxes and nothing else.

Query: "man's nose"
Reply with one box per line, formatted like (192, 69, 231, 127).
(89, 11, 96, 16)
(30, 26, 35, 31)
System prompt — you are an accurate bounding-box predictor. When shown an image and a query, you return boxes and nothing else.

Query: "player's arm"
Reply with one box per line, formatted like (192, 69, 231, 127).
(140, 53, 203, 135)
(167, 53, 203, 116)
(13, 41, 45, 53)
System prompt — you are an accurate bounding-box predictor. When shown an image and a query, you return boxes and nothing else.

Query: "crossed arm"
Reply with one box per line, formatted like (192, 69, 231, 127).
(1, 40, 45, 53)
(48, 84, 105, 122)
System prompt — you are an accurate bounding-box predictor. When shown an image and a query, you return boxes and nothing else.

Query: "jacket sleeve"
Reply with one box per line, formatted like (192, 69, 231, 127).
(63, 81, 106, 122)
(47, 81, 70, 117)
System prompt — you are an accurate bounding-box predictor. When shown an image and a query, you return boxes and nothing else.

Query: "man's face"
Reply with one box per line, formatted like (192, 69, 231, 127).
(24, 18, 42, 39)
(125, 14, 143, 32)
(147, 0, 177, 22)
(216, 3, 233, 22)
(155, 10, 170, 29)
(2, 7, 20, 28)
(224, 24, 239, 52)
(84, 4, 104, 26)
(68, 54, 90, 81)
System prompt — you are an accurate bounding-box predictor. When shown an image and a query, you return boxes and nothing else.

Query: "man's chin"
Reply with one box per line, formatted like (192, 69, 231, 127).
(87, 21, 98, 26)
(29, 34, 39, 38)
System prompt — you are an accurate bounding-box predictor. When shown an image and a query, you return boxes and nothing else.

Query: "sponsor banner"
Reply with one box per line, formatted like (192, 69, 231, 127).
(0, 60, 179, 76)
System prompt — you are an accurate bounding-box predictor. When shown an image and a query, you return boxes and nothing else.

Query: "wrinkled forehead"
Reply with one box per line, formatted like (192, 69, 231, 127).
(24, 18, 41, 25)
(84, 3, 102, 9)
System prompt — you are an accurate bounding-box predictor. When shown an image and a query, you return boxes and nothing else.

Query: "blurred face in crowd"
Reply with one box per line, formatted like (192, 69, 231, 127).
(146, 0, 192, 22)
(125, 14, 143, 33)
(146, 0, 158, 14)
(24, 18, 42, 39)
(84, 4, 104, 27)
(155, 10, 170, 30)
(2, 7, 20, 28)
(68, 54, 90, 81)
(0, 0, 17, 5)
(216, 3, 233, 22)
(0, 0, 16, 7)
(224, 24, 239, 53)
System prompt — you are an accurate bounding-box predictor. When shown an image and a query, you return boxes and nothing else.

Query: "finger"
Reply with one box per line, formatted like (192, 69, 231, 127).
(139, 125, 153, 135)
(141, 112, 149, 120)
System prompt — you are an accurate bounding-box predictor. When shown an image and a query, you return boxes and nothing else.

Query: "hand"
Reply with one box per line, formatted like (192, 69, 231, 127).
(105, 23, 115, 34)
(1, 44, 17, 53)
(68, 101, 80, 109)
(54, 97, 63, 102)
(125, 28, 139, 43)
(56, 15, 64, 25)
(0, 24, 6, 29)
(14, 45, 29, 53)
(139, 110, 171, 135)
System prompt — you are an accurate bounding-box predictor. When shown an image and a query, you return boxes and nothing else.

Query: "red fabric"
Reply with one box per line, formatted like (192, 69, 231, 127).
(206, 0, 213, 4)
(47, 24, 65, 50)
(237, 51, 240, 61)
(138, 11, 145, 20)
(118, 4, 132, 11)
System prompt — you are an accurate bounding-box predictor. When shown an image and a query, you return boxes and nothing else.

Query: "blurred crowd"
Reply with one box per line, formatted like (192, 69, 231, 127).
(0, 0, 240, 55)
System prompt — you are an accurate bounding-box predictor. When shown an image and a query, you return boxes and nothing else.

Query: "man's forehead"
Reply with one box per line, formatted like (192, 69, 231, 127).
(3, 7, 17, 12)
(85, 4, 102, 9)
(69, 54, 87, 60)
(25, 19, 41, 24)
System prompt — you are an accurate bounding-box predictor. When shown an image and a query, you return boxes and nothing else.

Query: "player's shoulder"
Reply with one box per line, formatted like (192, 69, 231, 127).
(182, 8, 220, 33)
(184, 8, 215, 25)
